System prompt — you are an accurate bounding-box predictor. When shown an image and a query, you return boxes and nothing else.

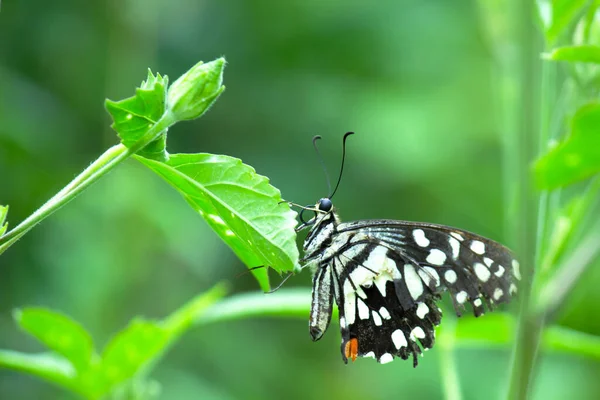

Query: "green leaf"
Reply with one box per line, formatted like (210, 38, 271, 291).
(1, 285, 227, 399)
(534, 103, 600, 189)
(136, 153, 300, 291)
(162, 282, 229, 336)
(539, 177, 600, 277)
(99, 319, 168, 391)
(544, 0, 589, 44)
(14, 308, 95, 373)
(96, 283, 227, 397)
(581, 0, 600, 44)
(105, 70, 169, 162)
(0, 350, 79, 393)
(0, 204, 8, 236)
(544, 45, 600, 63)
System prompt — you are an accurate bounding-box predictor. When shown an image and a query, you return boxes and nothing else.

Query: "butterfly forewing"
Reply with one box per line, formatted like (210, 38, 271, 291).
(305, 215, 520, 367)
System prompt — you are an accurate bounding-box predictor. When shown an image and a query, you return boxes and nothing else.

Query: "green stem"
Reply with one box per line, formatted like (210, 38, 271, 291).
(0, 112, 176, 255)
(438, 316, 462, 400)
(506, 0, 544, 398)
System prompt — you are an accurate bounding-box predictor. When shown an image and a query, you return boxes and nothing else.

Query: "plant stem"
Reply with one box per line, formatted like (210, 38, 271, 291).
(506, 0, 544, 398)
(0, 112, 176, 255)
(439, 316, 462, 400)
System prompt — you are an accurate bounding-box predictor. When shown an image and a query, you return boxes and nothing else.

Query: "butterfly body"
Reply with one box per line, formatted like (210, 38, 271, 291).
(301, 198, 520, 367)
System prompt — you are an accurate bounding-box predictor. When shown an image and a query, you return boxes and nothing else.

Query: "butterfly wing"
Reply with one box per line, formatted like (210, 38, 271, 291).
(330, 220, 519, 366)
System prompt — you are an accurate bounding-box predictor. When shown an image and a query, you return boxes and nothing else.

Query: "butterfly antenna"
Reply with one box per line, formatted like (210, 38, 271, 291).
(267, 271, 294, 294)
(312, 135, 332, 195)
(329, 131, 355, 199)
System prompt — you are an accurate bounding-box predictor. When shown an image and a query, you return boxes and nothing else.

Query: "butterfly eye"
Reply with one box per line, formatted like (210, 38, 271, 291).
(318, 198, 333, 212)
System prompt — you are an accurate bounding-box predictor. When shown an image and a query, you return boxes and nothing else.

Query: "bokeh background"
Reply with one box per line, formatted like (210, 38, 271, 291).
(1, 0, 599, 399)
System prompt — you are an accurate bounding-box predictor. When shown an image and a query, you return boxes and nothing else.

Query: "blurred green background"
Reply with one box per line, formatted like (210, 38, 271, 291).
(1, 0, 599, 399)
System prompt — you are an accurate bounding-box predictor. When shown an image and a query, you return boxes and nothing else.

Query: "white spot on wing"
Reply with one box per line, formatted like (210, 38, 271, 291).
(510, 283, 518, 294)
(444, 269, 457, 284)
(413, 229, 430, 247)
(426, 249, 447, 266)
(470, 240, 485, 255)
(380, 353, 394, 364)
(372, 311, 382, 326)
(391, 329, 407, 349)
(456, 291, 468, 304)
(404, 264, 423, 300)
(350, 265, 374, 288)
(364, 246, 388, 272)
(419, 266, 440, 288)
(345, 293, 356, 324)
(416, 302, 429, 319)
(493, 288, 503, 300)
(495, 265, 505, 277)
(474, 263, 491, 282)
(450, 232, 464, 241)
(339, 317, 346, 329)
(411, 327, 426, 339)
(374, 275, 388, 297)
(483, 257, 494, 267)
(379, 307, 391, 319)
(357, 298, 370, 320)
(449, 236, 460, 259)
(364, 351, 376, 359)
(473, 298, 483, 307)
(512, 260, 521, 280)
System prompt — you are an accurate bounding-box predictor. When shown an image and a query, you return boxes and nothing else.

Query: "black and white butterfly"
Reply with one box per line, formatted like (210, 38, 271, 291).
(294, 133, 520, 367)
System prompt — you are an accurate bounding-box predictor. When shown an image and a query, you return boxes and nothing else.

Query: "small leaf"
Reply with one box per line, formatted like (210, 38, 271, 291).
(544, 0, 589, 44)
(0, 204, 8, 236)
(0, 350, 78, 392)
(99, 319, 168, 391)
(534, 103, 600, 189)
(14, 308, 95, 373)
(136, 153, 299, 291)
(162, 282, 229, 336)
(544, 45, 600, 64)
(539, 177, 600, 277)
(105, 70, 169, 161)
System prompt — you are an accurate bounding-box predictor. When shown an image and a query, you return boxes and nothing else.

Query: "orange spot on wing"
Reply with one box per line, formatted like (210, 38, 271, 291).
(344, 338, 359, 362)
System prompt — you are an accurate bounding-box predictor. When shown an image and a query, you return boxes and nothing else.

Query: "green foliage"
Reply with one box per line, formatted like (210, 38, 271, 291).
(14, 308, 95, 373)
(0, 204, 8, 236)
(137, 154, 299, 291)
(534, 103, 600, 188)
(105, 70, 169, 162)
(539, 177, 600, 279)
(0, 284, 227, 400)
(544, 45, 600, 63)
(542, 0, 589, 44)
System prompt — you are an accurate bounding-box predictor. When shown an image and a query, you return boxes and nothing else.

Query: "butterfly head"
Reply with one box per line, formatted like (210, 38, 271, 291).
(317, 197, 333, 213)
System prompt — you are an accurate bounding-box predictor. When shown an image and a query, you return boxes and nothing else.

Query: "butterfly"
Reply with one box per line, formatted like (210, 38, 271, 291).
(293, 132, 520, 367)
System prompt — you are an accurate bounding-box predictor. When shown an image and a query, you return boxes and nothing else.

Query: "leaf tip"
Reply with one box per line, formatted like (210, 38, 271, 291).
(12, 308, 23, 323)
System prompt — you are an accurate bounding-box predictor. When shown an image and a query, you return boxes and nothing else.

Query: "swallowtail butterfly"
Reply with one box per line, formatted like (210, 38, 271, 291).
(294, 132, 520, 367)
